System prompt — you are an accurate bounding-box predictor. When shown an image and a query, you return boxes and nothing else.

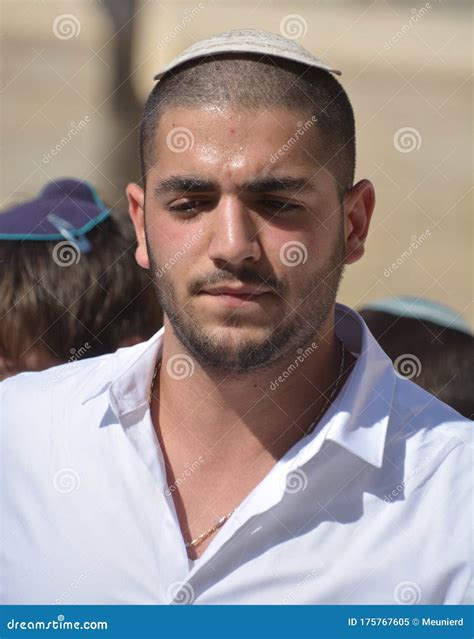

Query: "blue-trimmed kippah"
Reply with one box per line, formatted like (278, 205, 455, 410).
(0, 178, 111, 252)
(362, 296, 471, 335)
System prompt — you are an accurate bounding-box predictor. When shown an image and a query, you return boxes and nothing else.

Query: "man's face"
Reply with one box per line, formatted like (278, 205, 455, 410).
(132, 105, 349, 374)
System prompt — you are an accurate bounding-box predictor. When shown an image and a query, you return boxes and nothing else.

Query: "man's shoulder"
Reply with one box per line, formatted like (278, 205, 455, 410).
(389, 374, 473, 469)
(0, 339, 150, 420)
(392, 375, 472, 434)
(1, 350, 115, 401)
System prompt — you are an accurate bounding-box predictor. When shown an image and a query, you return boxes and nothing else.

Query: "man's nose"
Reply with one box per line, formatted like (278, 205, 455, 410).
(207, 196, 262, 266)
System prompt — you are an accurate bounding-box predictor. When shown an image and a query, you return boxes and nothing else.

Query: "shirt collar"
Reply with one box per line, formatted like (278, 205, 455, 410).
(81, 302, 395, 469)
(325, 302, 395, 469)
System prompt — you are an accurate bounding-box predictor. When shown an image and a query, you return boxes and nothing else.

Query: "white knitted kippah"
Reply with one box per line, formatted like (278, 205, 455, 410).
(153, 28, 341, 81)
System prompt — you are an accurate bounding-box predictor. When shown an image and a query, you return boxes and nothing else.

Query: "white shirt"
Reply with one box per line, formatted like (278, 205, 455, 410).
(1, 303, 472, 605)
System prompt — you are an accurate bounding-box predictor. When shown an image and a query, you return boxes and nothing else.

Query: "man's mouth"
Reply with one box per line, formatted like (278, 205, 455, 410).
(198, 286, 273, 306)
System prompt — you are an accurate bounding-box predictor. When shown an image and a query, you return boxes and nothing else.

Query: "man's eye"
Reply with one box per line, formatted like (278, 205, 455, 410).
(262, 200, 302, 214)
(169, 200, 202, 213)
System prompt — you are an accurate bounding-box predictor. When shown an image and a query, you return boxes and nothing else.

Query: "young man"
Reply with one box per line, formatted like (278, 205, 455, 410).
(1, 29, 472, 605)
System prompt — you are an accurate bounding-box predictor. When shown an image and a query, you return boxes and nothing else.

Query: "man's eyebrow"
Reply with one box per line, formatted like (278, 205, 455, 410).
(154, 176, 218, 196)
(243, 176, 315, 194)
(154, 175, 316, 197)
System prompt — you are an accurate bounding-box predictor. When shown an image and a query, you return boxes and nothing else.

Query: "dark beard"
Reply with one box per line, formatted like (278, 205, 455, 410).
(146, 220, 346, 375)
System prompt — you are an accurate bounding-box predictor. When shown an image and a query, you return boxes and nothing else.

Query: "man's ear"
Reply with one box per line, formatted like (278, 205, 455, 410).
(343, 179, 375, 266)
(126, 182, 149, 269)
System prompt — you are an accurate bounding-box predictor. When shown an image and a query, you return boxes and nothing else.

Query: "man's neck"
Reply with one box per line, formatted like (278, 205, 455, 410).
(149, 312, 357, 559)
(150, 316, 353, 467)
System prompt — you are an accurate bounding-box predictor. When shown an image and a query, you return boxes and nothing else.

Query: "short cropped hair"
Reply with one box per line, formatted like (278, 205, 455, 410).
(139, 54, 356, 197)
(0, 216, 162, 365)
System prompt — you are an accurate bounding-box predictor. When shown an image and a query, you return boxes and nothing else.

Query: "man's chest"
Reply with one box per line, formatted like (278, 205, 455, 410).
(3, 466, 464, 605)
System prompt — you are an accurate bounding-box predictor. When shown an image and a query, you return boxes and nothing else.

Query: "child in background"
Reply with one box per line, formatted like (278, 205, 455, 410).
(0, 178, 162, 380)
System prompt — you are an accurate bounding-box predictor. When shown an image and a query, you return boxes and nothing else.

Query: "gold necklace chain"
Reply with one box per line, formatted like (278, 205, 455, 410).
(185, 510, 235, 549)
(148, 337, 347, 550)
(304, 336, 346, 437)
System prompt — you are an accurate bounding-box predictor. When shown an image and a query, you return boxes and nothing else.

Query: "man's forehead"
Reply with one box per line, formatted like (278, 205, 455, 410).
(153, 105, 322, 165)
(155, 104, 315, 131)
(150, 106, 325, 179)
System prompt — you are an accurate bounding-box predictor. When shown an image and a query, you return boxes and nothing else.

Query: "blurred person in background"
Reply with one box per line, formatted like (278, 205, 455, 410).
(0, 178, 162, 380)
(358, 296, 474, 419)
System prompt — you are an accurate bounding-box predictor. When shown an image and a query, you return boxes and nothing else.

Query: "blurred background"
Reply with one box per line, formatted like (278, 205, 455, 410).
(1, 0, 472, 324)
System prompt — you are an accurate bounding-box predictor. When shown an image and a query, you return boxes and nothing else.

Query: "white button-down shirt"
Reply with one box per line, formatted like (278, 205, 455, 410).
(1, 303, 472, 605)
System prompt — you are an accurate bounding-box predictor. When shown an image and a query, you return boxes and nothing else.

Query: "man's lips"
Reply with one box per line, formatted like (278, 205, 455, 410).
(200, 285, 272, 296)
(198, 286, 273, 306)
